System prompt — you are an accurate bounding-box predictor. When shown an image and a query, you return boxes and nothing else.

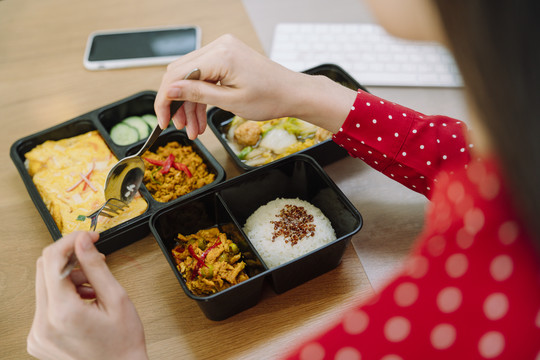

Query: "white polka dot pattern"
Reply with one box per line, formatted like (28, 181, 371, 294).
(464, 208, 485, 235)
(393, 282, 419, 307)
(343, 310, 369, 335)
(430, 323, 456, 349)
(456, 228, 474, 249)
(380, 355, 403, 360)
(499, 221, 518, 245)
(483, 293, 509, 320)
(333, 90, 470, 198)
(490, 255, 513, 281)
(299, 343, 325, 360)
(335, 347, 361, 360)
(445, 253, 468, 278)
(384, 317, 411, 342)
(437, 287, 462, 313)
(406, 255, 429, 279)
(478, 331, 505, 358)
(426, 235, 446, 257)
(290, 90, 540, 360)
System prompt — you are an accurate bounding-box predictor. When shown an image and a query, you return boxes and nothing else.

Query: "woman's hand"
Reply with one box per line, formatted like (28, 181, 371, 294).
(154, 34, 356, 139)
(27, 232, 148, 360)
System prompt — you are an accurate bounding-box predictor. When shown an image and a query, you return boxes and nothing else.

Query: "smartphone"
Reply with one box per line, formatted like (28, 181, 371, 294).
(83, 25, 201, 70)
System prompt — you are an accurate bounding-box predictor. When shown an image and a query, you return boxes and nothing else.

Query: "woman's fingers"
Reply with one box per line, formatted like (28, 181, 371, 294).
(154, 34, 300, 136)
(69, 268, 89, 286)
(29, 232, 148, 359)
(76, 284, 97, 300)
(154, 37, 236, 129)
(31, 232, 100, 331)
(158, 79, 225, 130)
(195, 103, 208, 135)
(183, 101, 199, 139)
(32, 257, 48, 327)
(68, 250, 105, 287)
(41, 232, 84, 305)
(168, 101, 207, 139)
(171, 107, 187, 130)
(156, 61, 210, 129)
(73, 233, 124, 308)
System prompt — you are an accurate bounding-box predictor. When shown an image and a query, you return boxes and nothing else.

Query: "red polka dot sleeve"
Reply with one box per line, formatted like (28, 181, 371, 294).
(282, 90, 540, 359)
(332, 89, 472, 198)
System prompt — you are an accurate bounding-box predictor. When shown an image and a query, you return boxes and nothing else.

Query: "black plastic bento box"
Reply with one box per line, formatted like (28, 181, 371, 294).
(10, 91, 225, 254)
(150, 154, 363, 321)
(207, 63, 368, 172)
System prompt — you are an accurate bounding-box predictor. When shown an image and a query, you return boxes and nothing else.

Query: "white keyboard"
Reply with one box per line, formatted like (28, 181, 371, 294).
(270, 23, 463, 87)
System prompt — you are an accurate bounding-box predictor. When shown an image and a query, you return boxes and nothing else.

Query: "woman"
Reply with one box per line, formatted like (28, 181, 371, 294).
(27, 0, 539, 359)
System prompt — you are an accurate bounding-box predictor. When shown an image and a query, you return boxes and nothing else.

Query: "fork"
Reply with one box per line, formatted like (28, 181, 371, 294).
(59, 69, 200, 279)
(87, 197, 129, 231)
(59, 197, 128, 279)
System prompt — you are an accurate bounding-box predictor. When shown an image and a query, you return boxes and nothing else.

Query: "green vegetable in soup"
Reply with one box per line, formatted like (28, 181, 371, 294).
(238, 146, 252, 160)
(283, 118, 302, 136)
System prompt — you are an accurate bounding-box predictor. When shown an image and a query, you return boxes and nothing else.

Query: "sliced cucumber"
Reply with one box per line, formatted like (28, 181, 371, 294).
(141, 114, 158, 128)
(110, 122, 139, 146)
(123, 116, 150, 139)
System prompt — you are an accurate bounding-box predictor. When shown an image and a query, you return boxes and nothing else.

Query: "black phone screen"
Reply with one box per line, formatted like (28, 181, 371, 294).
(88, 28, 198, 61)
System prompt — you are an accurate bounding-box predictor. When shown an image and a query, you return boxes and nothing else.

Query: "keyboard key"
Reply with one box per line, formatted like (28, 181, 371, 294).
(270, 23, 463, 87)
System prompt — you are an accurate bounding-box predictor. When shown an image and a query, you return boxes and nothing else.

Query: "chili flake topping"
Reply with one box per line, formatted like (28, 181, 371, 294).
(271, 204, 316, 246)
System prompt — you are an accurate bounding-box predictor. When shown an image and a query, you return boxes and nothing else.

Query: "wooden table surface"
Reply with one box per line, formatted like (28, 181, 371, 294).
(0, 0, 466, 358)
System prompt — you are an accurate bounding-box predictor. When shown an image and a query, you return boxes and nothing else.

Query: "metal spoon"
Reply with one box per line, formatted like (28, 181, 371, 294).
(103, 68, 201, 204)
(58, 68, 201, 279)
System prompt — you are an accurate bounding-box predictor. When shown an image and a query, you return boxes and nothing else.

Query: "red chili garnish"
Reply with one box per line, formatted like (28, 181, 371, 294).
(80, 172, 97, 192)
(188, 244, 206, 279)
(171, 246, 185, 256)
(160, 154, 175, 174)
(82, 168, 94, 191)
(201, 241, 221, 260)
(188, 244, 204, 265)
(188, 241, 222, 279)
(144, 157, 165, 166)
(66, 162, 95, 192)
(172, 162, 192, 178)
(144, 155, 192, 177)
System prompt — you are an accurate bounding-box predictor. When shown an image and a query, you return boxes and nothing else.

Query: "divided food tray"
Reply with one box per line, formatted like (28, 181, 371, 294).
(207, 63, 369, 171)
(150, 154, 362, 320)
(10, 91, 226, 254)
(11, 63, 366, 320)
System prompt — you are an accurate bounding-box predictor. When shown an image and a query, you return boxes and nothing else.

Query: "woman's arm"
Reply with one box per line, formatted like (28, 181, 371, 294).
(155, 34, 472, 198)
(154, 34, 356, 139)
(334, 90, 472, 198)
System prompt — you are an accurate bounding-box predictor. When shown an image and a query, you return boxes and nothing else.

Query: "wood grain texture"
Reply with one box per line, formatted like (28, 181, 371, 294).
(0, 1, 376, 358)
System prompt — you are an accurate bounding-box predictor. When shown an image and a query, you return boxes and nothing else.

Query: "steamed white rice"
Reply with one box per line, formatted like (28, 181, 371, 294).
(243, 198, 336, 268)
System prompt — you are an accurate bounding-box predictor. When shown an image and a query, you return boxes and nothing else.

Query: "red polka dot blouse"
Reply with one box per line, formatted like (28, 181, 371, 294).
(285, 90, 540, 360)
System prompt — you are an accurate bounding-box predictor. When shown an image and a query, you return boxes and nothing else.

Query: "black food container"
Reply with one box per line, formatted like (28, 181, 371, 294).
(150, 154, 363, 320)
(207, 63, 368, 171)
(10, 91, 225, 254)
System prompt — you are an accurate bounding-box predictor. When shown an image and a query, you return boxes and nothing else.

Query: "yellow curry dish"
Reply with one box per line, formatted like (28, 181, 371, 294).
(25, 130, 148, 234)
(224, 116, 333, 167)
(171, 227, 250, 296)
(142, 141, 215, 202)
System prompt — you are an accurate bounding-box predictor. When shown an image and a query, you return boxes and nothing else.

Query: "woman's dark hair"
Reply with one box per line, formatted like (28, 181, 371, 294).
(433, 0, 540, 247)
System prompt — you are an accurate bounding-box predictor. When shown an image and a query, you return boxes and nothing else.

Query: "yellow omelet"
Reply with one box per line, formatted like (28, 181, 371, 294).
(25, 131, 147, 234)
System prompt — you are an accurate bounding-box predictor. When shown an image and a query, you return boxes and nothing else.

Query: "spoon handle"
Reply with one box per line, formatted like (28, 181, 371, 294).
(134, 68, 200, 157)
(134, 121, 166, 157)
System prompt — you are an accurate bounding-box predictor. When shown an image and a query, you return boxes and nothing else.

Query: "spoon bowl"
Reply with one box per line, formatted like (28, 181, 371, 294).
(103, 68, 201, 204)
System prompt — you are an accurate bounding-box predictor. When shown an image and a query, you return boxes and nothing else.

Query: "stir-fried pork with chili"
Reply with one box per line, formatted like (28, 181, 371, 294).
(172, 227, 250, 296)
(143, 141, 215, 202)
